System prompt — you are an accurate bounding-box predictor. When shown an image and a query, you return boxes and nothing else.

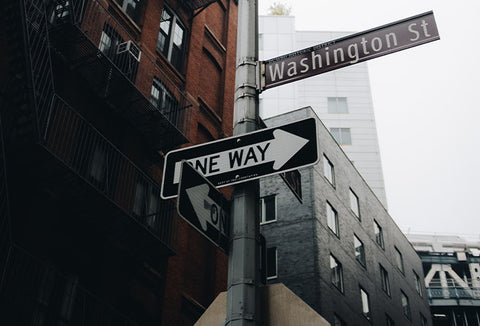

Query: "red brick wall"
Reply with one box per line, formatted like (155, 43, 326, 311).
(153, 0, 237, 325)
(97, 0, 238, 323)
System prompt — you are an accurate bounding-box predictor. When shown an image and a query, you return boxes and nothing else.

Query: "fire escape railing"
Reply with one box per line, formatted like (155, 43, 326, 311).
(11, 0, 178, 253)
(1, 245, 139, 325)
(48, 0, 192, 148)
(44, 94, 178, 252)
(427, 287, 480, 300)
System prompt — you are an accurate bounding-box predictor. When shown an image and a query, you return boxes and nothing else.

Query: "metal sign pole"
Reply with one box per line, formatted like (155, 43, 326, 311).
(225, 0, 259, 325)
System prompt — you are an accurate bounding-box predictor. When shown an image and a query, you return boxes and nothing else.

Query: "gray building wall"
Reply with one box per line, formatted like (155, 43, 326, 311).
(260, 107, 431, 325)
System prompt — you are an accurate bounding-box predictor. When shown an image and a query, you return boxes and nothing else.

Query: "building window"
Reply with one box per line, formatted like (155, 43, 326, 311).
(380, 264, 391, 296)
(386, 314, 395, 326)
(89, 145, 108, 187)
(395, 247, 404, 274)
(374, 220, 384, 249)
(334, 314, 346, 326)
(330, 255, 344, 292)
(114, 0, 143, 23)
(133, 181, 145, 217)
(98, 24, 139, 81)
(401, 291, 411, 319)
(157, 6, 186, 72)
(328, 97, 348, 113)
(360, 287, 370, 321)
(266, 247, 277, 279)
(349, 188, 360, 219)
(49, 0, 72, 23)
(323, 154, 335, 186)
(145, 188, 160, 228)
(132, 181, 160, 229)
(420, 313, 428, 326)
(260, 195, 276, 224)
(327, 202, 339, 236)
(150, 77, 179, 122)
(354, 234, 366, 267)
(330, 128, 352, 145)
(414, 271, 423, 297)
(99, 24, 123, 58)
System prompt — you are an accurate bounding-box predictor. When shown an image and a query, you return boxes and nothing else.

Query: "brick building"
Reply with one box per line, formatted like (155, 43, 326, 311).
(0, 0, 237, 325)
(260, 107, 432, 325)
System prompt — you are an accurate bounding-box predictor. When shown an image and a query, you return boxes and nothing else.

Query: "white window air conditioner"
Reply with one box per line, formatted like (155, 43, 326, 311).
(117, 40, 142, 62)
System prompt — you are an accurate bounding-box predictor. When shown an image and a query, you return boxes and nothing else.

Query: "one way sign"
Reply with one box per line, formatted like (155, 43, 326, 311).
(178, 161, 230, 252)
(161, 117, 319, 199)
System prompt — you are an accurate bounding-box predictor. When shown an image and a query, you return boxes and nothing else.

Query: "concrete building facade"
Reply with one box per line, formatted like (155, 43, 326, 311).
(0, 0, 237, 325)
(260, 107, 431, 325)
(259, 15, 388, 208)
(408, 234, 480, 325)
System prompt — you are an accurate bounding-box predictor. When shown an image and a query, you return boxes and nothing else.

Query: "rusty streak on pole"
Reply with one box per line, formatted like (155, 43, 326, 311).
(225, 0, 260, 325)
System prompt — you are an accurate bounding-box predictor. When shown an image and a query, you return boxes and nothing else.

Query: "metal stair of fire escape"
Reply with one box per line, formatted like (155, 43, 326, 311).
(48, 0, 190, 151)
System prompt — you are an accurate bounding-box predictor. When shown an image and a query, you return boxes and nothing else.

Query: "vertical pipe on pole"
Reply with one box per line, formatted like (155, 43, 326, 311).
(225, 0, 259, 325)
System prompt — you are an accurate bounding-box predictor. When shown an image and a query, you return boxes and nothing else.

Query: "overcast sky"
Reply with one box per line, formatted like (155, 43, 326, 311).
(258, 0, 480, 238)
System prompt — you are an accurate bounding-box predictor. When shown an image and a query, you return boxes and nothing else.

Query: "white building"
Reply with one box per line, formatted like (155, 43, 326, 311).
(259, 15, 388, 207)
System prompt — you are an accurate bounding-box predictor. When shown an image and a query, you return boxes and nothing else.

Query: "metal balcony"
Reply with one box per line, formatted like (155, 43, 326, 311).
(38, 94, 179, 255)
(0, 246, 138, 325)
(428, 287, 480, 300)
(427, 284, 480, 307)
(2, 0, 180, 258)
(47, 0, 192, 151)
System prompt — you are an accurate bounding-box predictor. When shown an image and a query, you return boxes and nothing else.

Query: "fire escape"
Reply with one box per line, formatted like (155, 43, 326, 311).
(1, 0, 194, 323)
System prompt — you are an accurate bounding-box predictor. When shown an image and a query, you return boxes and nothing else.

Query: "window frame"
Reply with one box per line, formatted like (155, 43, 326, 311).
(401, 290, 411, 320)
(114, 0, 143, 24)
(323, 154, 335, 186)
(157, 5, 186, 73)
(330, 254, 344, 293)
(380, 264, 391, 296)
(354, 234, 366, 267)
(414, 271, 423, 297)
(330, 127, 352, 145)
(349, 187, 360, 219)
(88, 145, 108, 186)
(326, 201, 339, 236)
(360, 286, 371, 321)
(395, 247, 405, 274)
(99, 24, 124, 59)
(150, 77, 178, 121)
(328, 97, 349, 114)
(374, 220, 385, 249)
(266, 247, 278, 280)
(260, 195, 277, 224)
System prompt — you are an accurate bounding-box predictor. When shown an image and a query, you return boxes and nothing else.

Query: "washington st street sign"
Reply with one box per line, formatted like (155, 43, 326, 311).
(261, 11, 439, 90)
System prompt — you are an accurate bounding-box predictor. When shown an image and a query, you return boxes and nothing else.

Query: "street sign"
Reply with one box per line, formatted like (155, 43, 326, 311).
(261, 11, 440, 90)
(177, 161, 230, 252)
(161, 117, 319, 199)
